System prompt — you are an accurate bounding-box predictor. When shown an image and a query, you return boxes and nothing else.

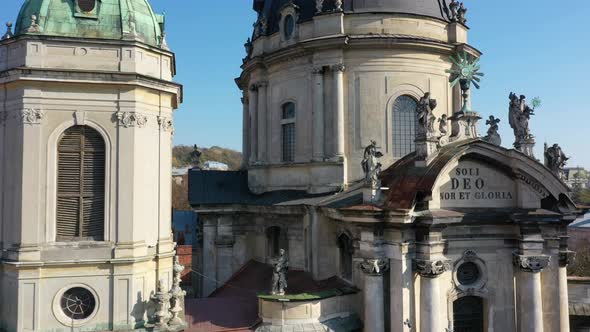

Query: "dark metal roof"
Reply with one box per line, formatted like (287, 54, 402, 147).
(188, 170, 332, 207)
(256, 0, 450, 36)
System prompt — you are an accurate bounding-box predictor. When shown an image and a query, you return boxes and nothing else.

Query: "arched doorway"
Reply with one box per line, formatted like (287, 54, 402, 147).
(453, 296, 484, 332)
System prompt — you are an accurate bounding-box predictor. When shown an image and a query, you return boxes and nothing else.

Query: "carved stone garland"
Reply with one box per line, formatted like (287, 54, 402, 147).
(115, 112, 148, 128)
(158, 116, 174, 133)
(21, 109, 45, 124)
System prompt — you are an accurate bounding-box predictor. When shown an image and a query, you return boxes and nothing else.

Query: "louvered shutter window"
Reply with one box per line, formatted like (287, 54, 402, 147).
(57, 126, 105, 241)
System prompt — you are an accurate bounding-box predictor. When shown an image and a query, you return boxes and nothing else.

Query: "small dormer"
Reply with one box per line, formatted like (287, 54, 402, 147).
(279, 1, 300, 44)
(74, 0, 100, 19)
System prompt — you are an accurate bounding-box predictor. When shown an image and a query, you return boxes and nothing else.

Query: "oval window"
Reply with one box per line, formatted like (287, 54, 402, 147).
(457, 262, 480, 285)
(284, 15, 295, 39)
(78, 0, 96, 12)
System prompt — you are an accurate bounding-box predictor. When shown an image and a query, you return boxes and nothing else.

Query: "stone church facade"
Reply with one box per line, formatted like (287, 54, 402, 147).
(190, 1, 584, 331)
(0, 0, 182, 331)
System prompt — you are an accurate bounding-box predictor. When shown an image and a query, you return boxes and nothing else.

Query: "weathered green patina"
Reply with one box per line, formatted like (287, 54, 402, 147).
(14, 0, 165, 47)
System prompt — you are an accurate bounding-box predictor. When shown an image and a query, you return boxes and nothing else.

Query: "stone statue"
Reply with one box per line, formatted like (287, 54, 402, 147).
(150, 280, 172, 330)
(438, 115, 449, 146)
(271, 249, 289, 296)
(315, 0, 324, 13)
(190, 144, 202, 169)
(439, 114, 448, 136)
(416, 93, 438, 137)
(449, 0, 460, 22)
(361, 140, 383, 189)
(484, 115, 501, 146)
(253, 14, 268, 39)
(169, 256, 187, 330)
(545, 144, 569, 179)
(27, 15, 41, 33)
(334, 0, 343, 11)
(457, 3, 467, 24)
(509, 92, 535, 141)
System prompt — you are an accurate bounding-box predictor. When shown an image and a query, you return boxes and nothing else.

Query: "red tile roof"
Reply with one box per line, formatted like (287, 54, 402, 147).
(184, 260, 350, 332)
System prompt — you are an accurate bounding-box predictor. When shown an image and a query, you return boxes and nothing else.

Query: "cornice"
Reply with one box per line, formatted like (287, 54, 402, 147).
(0, 67, 183, 102)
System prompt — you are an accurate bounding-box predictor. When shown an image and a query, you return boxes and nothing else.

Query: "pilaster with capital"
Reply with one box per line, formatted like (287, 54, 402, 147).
(558, 250, 574, 331)
(415, 258, 449, 332)
(241, 95, 250, 166)
(248, 84, 259, 164)
(332, 64, 345, 159)
(312, 66, 325, 161)
(360, 258, 388, 332)
(514, 253, 548, 331)
(256, 81, 268, 163)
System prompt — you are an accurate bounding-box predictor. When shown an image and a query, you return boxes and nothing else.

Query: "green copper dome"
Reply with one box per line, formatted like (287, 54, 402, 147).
(14, 0, 166, 48)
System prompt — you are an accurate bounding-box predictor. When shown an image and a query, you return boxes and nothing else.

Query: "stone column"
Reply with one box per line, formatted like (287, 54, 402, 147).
(257, 81, 268, 162)
(360, 259, 389, 332)
(415, 259, 450, 332)
(241, 95, 250, 166)
(312, 66, 325, 161)
(514, 254, 550, 332)
(332, 64, 345, 159)
(248, 84, 258, 164)
(559, 251, 575, 332)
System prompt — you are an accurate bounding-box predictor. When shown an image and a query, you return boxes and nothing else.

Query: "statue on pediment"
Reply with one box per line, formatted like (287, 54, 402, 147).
(416, 93, 437, 137)
(484, 115, 501, 146)
(362, 140, 384, 189)
(545, 143, 569, 179)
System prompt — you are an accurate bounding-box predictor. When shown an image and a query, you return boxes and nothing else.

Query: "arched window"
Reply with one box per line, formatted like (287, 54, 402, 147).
(281, 102, 296, 162)
(56, 126, 105, 241)
(392, 95, 418, 158)
(338, 234, 353, 281)
(453, 296, 484, 332)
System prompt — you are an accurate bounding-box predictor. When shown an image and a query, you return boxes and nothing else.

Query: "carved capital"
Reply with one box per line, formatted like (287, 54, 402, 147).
(415, 259, 451, 278)
(359, 258, 389, 276)
(332, 63, 346, 72)
(256, 81, 269, 89)
(115, 112, 148, 128)
(513, 253, 550, 273)
(312, 66, 324, 75)
(249, 84, 258, 92)
(559, 251, 576, 268)
(21, 108, 45, 125)
(157, 116, 174, 133)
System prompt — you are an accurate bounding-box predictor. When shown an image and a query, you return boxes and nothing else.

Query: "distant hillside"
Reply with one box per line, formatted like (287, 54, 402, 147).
(173, 145, 243, 170)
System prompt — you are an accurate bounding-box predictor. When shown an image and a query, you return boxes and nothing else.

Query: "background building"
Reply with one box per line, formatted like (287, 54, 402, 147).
(564, 167, 590, 190)
(0, 0, 182, 330)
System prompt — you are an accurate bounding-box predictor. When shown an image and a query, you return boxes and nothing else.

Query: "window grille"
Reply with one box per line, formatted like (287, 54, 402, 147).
(281, 103, 296, 162)
(56, 126, 105, 241)
(392, 95, 418, 158)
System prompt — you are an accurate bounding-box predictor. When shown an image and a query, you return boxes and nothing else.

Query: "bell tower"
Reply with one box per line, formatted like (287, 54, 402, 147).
(0, 0, 182, 331)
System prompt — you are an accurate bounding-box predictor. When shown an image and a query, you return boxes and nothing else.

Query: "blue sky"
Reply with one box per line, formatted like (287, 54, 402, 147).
(2, 1, 589, 168)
